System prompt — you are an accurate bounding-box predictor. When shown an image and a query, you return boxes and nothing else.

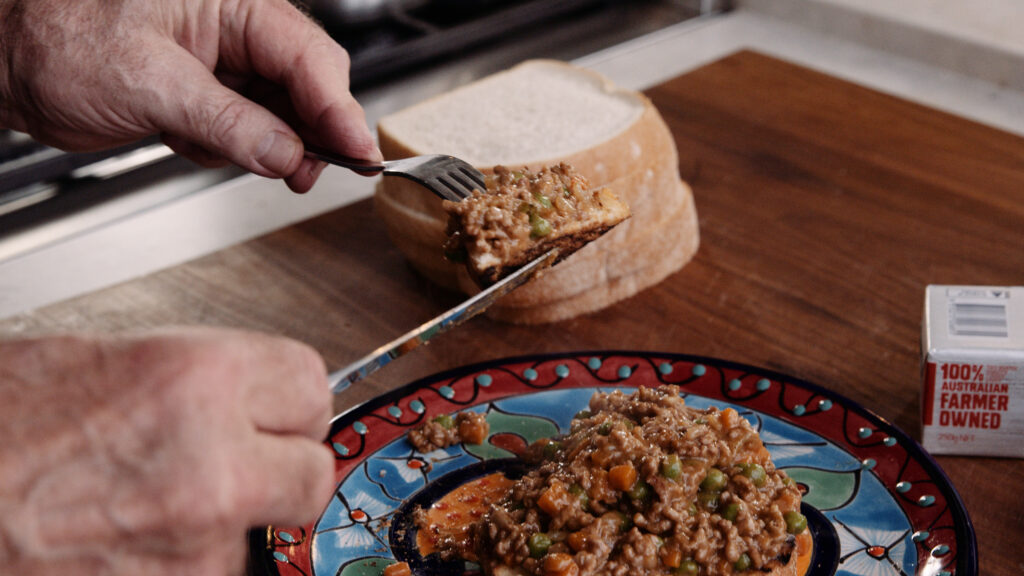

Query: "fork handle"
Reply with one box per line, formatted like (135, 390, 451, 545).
(303, 143, 385, 173)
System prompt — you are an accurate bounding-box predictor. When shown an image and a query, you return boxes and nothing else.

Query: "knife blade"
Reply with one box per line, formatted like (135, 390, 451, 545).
(328, 249, 559, 393)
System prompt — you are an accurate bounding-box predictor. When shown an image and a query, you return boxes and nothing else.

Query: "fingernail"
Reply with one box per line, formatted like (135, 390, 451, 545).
(256, 131, 300, 175)
(309, 159, 327, 180)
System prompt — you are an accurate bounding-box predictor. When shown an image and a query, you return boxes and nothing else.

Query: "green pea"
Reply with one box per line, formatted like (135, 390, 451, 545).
(739, 463, 767, 487)
(598, 421, 613, 435)
(627, 480, 652, 503)
(675, 559, 699, 576)
(542, 440, 562, 459)
(432, 414, 454, 429)
(687, 503, 698, 516)
(696, 490, 719, 511)
(661, 454, 682, 480)
(533, 192, 552, 209)
(528, 532, 551, 558)
(612, 511, 632, 532)
(734, 553, 751, 572)
(700, 468, 728, 492)
(529, 213, 552, 238)
(721, 501, 740, 522)
(575, 409, 592, 419)
(569, 483, 589, 510)
(784, 511, 808, 534)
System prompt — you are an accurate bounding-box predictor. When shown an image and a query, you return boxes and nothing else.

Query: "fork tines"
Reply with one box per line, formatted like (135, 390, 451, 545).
(387, 155, 486, 202)
(424, 156, 487, 201)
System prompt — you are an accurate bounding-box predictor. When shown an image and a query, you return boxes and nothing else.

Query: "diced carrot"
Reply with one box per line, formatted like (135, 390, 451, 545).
(543, 553, 580, 576)
(537, 482, 567, 516)
(721, 407, 739, 429)
(608, 463, 638, 492)
(661, 546, 682, 568)
(590, 448, 616, 467)
(384, 561, 412, 576)
(567, 531, 588, 552)
(459, 417, 488, 444)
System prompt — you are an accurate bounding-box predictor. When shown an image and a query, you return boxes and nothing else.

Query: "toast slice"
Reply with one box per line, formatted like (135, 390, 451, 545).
(443, 163, 630, 287)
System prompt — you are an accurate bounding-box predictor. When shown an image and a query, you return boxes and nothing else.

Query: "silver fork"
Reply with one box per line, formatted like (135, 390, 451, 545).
(304, 143, 485, 202)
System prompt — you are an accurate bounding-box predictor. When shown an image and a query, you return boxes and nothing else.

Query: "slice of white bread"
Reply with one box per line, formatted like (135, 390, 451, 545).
(373, 59, 699, 322)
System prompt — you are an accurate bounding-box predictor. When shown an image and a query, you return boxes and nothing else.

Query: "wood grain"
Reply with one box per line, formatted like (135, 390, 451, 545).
(2, 51, 1021, 574)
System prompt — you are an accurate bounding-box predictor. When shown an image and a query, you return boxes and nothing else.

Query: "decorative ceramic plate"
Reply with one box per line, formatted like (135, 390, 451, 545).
(250, 352, 976, 576)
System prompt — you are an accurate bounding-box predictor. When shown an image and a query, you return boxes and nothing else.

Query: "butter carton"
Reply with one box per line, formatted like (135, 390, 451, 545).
(921, 285, 1024, 457)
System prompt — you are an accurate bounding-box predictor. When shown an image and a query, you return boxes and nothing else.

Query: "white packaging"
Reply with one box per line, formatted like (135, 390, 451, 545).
(921, 285, 1024, 457)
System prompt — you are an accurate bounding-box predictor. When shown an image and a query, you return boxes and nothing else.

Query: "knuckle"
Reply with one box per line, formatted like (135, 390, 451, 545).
(294, 446, 335, 517)
(202, 97, 250, 151)
(123, 331, 244, 410)
(330, 40, 352, 70)
(288, 341, 331, 427)
(291, 339, 328, 382)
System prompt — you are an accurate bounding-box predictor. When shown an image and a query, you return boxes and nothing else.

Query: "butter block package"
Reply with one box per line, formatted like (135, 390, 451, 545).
(921, 285, 1024, 457)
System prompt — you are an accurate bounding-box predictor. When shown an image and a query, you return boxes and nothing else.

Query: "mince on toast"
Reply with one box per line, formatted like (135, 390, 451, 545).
(443, 163, 630, 287)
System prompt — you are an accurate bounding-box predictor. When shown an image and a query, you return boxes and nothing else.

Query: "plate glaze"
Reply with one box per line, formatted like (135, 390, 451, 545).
(250, 352, 976, 576)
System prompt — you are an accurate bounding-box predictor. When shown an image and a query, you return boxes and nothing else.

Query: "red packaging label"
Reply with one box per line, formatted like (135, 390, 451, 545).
(922, 360, 1023, 457)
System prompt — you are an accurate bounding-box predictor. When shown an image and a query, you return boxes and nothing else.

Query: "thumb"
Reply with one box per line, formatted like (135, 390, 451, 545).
(149, 50, 303, 179)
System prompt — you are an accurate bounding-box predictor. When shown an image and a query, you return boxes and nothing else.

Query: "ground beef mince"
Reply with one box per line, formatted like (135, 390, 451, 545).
(435, 386, 805, 576)
(443, 163, 629, 286)
(409, 411, 490, 453)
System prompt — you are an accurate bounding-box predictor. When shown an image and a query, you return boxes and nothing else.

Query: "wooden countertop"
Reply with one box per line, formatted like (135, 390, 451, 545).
(3, 51, 1021, 574)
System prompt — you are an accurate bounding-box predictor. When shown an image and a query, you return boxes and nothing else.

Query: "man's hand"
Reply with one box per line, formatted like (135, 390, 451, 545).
(0, 0, 380, 192)
(0, 327, 334, 575)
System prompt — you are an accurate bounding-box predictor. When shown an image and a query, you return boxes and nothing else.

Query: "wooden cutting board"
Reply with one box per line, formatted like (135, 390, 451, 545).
(3, 51, 1021, 574)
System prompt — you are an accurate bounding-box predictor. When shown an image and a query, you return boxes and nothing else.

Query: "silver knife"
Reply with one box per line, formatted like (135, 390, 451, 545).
(328, 249, 559, 393)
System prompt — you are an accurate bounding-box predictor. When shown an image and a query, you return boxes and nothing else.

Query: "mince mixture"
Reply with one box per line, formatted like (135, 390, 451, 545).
(408, 411, 490, 453)
(443, 163, 623, 279)
(418, 386, 806, 576)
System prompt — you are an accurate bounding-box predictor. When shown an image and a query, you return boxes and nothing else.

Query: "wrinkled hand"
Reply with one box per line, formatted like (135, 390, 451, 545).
(0, 327, 334, 575)
(0, 0, 380, 192)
